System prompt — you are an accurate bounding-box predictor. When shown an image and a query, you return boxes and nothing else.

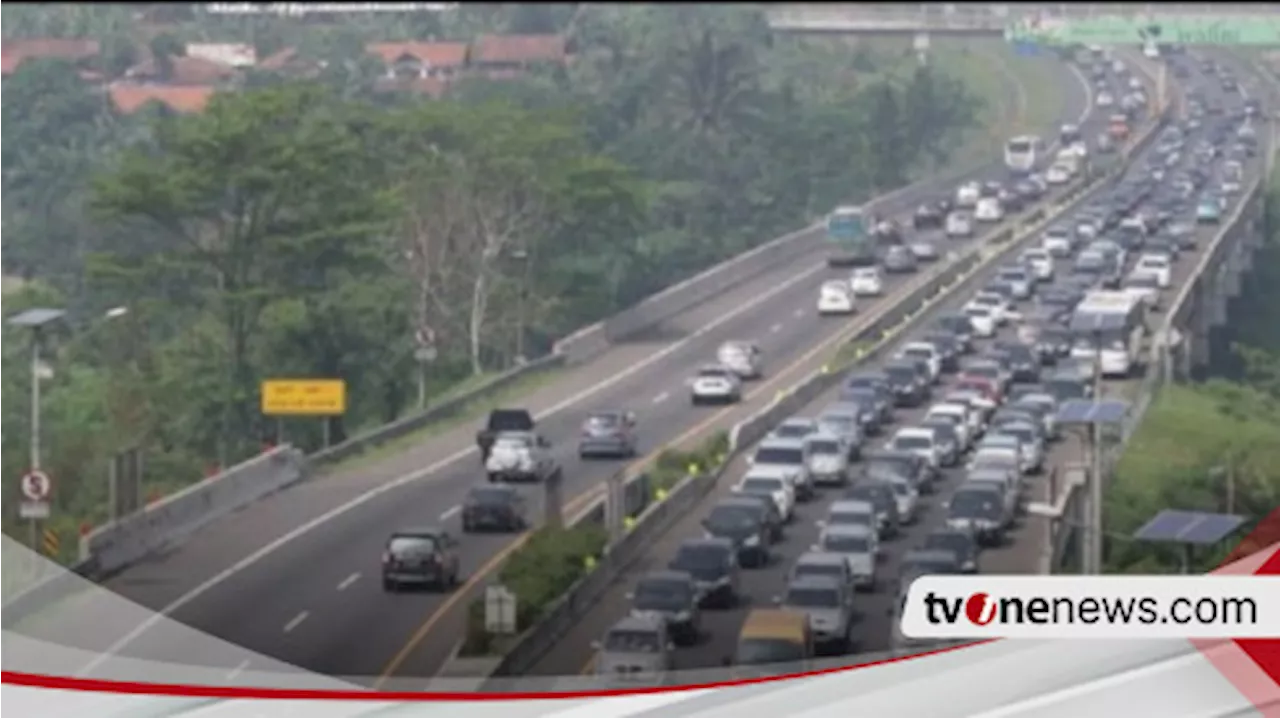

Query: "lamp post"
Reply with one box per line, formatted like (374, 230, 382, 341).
(6, 308, 66, 549)
(507, 246, 531, 363)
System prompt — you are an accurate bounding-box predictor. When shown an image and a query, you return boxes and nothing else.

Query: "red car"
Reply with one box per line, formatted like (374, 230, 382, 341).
(954, 376, 1002, 405)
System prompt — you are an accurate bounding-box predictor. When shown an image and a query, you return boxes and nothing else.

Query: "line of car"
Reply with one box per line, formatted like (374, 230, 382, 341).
(577, 57, 1256, 683)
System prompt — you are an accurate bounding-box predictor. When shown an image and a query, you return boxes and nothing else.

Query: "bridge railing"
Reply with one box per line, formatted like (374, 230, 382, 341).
(768, 4, 1270, 33)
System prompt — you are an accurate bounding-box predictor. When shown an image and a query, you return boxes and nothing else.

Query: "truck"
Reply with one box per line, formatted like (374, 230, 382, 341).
(477, 408, 537, 462)
(825, 205, 878, 268)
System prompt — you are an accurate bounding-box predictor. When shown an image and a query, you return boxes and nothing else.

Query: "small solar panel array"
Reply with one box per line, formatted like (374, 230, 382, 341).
(1055, 399, 1130, 425)
(1134, 509, 1247, 546)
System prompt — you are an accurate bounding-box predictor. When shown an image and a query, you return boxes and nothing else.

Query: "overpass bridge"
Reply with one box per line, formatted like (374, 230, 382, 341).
(766, 4, 1275, 37)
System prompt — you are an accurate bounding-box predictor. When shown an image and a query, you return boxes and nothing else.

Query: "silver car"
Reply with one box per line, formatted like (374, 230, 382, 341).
(593, 614, 674, 685)
(883, 245, 918, 273)
(774, 574, 854, 652)
(770, 417, 820, 441)
(815, 410, 864, 458)
(819, 499, 879, 538)
(749, 438, 815, 501)
(813, 523, 879, 590)
(803, 433, 851, 487)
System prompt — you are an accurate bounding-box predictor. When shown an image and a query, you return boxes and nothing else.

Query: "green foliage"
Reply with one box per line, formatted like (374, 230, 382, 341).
(650, 431, 731, 494)
(1, 6, 988, 553)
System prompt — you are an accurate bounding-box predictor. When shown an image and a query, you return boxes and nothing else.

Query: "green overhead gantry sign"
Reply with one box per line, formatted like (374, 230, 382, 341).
(1007, 16, 1280, 47)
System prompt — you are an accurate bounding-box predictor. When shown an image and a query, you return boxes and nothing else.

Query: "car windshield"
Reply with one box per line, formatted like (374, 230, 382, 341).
(786, 586, 842, 608)
(855, 269, 879, 279)
(467, 487, 512, 505)
(698, 368, 731, 378)
(742, 478, 782, 493)
(829, 508, 872, 525)
(706, 505, 760, 532)
(951, 491, 1002, 519)
(671, 545, 728, 573)
(823, 534, 871, 553)
(794, 561, 845, 581)
(807, 439, 841, 456)
(494, 435, 532, 450)
(587, 414, 621, 430)
(818, 416, 855, 433)
(966, 365, 999, 378)
(754, 447, 804, 465)
(975, 295, 1000, 308)
(904, 557, 955, 575)
(889, 482, 912, 497)
(774, 424, 812, 439)
(885, 365, 916, 382)
(633, 579, 692, 611)
(388, 535, 438, 556)
(736, 638, 806, 666)
(893, 435, 932, 450)
(604, 629, 662, 654)
(903, 347, 931, 361)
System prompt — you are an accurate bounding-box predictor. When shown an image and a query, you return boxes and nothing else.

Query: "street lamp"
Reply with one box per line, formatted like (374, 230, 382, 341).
(6, 308, 67, 473)
(507, 246, 531, 363)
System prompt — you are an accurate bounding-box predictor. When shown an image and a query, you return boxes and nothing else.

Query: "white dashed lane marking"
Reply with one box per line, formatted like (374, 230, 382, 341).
(439, 505, 460, 522)
(652, 392, 669, 404)
(283, 611, 309, 633)
(337, 572, 360, 591)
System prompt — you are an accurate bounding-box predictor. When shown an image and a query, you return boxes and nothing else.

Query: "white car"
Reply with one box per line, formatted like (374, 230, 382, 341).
(955, 182, 980, 208)
(1041, 228, 1072, 257)
(885, 426, 942, 468)
(689, 365, 742, 405)
(849, 267, 884, 296)
(1222, 179, 1242, 195)
(1096, 91, 1115, 108)
(885, 474, 920, 525)
(898, 341, 942, 381)
(735, 473, 795, 522)
(968, 291, 1011, 325)
(974, 197, 1004, 222)
(945, 211, 974, 238)
(817, 280, 856, 315)
(1134, 254, 1172, 288)
(1045, 163, 1073, 185)
(1123, 272, 1161, 309)
(1021, 248, 1054, 281)
(924, 403, 976, 449)
(716, 340, 762, 379)
(1128, 75, 1145, 91)
(813, 524, 879, 590)
(963, 305, 997, 337)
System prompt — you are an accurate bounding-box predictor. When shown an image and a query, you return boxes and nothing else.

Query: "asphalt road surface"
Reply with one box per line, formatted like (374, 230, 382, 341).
(35, 54, 1098, 685)
(523, 54, 1260, 686)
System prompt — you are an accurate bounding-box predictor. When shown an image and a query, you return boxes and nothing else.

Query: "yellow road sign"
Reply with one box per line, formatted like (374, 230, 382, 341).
(261, 379, 347, 416)
(42, 528, 59, 557)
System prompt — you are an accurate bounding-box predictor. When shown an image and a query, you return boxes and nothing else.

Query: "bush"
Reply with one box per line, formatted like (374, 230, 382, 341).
(650, 431, 730, 495)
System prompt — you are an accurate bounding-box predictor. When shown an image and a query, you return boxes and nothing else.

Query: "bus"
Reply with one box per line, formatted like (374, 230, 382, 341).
(1068, 290, 1148, 378)
(1004, 135, 1042, 175)
(825, 205, 877, 267)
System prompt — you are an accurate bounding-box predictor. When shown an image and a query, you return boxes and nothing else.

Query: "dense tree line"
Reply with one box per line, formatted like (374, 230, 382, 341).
(2, 5, 984, 549)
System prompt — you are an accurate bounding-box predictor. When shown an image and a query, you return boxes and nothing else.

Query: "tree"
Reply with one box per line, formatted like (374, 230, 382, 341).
(90, 84, 393, 457)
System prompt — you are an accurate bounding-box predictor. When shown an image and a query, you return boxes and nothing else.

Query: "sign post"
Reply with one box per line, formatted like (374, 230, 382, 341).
(260, 379, 348, 448)
(19, 469, 52, 549)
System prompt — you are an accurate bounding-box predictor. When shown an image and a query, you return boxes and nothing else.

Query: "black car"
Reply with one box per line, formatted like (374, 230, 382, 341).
(922, 529, 980, 574)
(702, 497, 776, 567)
(933, 314, 975, 351)
(913, 202, 945, 229)
(382, 527, 461, 591)
(1044, 373, 1089, 403)
(669, 537, 739, 608)
(921, 331, 963, 372)
(842, 480, 903, 538)
(629, 570, 701, 644)
(883, 360, 928, 407)
(899, 548, 962, 578)
(461, 484, 528, 533)
(841, 373, 895, 421)
(991, 342, 1040, 383)
(980, 181, 1002, 198)
(865, 449, 936, 494)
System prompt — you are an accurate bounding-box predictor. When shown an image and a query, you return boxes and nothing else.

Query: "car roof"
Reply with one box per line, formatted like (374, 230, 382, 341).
(758, 437, 806, 449)
(639, 569, 694, 585)
(829, 499, 874, 513)
(780, 417, 817, 426)
(796, 551, 849, 567)
(678, 536, 734, 552)
(610, 614, 665, 632)
(390, 526, 446, 538)
(824, 523, 875, 538)
(786, 574, 844, 591)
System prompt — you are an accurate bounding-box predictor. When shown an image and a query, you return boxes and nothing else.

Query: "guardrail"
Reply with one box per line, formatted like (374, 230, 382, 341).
(1039, 51, 1279, 572)
(475, 97, 1173, 682)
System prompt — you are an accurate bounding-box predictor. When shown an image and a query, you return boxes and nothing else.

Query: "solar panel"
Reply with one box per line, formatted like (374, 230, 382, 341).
(1055, 399, 1130, 425)
(1134, 509, 1247, 545)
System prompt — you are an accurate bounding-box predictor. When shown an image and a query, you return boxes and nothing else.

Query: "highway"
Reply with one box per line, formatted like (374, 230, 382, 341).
(49, 54, 1095, 684)
(520, 53, 1262, 685)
